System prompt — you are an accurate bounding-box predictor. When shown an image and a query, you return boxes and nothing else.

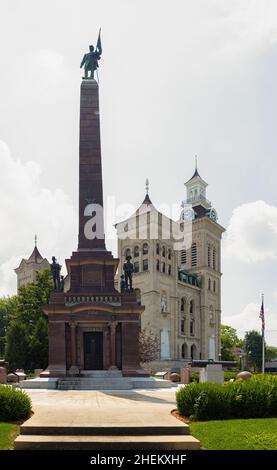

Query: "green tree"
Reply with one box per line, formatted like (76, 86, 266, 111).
(0, 296, 18, 358)
(5, 270, 52, 370)
(220, 324, 242, 362)
(265, 346, 277, 363)
(244, 330, 263, 372)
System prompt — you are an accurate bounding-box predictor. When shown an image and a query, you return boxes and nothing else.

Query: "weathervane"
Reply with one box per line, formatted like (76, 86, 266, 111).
(145, 178, 149, 195)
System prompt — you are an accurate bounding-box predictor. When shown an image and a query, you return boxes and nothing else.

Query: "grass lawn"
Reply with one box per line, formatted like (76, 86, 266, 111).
(190, 418, 277, 450)
(0, 423, 20, 450)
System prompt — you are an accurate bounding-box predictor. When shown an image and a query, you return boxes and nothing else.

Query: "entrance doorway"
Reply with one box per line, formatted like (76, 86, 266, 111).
(83, 332, 103, 370)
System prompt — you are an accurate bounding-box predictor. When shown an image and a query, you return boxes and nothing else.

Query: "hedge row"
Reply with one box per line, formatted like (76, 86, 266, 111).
(0, 385, 31, 421)
(176, 374, 277, 421)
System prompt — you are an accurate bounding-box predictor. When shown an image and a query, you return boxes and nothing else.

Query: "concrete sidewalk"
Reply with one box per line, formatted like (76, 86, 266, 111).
(15, 389, 200, 449)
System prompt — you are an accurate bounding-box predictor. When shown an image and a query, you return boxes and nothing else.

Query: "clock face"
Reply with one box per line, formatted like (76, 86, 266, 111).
(182, 208, 195, 221)
(209, 208, 217, 221)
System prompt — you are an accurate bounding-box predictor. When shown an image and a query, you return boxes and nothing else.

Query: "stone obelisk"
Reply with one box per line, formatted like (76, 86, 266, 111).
(78, 80, 106, 251)
(41, 46, 147, 378)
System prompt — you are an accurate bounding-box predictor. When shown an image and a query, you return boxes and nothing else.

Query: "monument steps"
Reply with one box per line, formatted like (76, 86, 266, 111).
(21, 425, 190, 436)
(14, 434, 201, 450)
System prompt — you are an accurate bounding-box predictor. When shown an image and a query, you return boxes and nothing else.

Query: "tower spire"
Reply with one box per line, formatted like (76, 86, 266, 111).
(35, 234, 37, 247)
(195, 155, 198, 172)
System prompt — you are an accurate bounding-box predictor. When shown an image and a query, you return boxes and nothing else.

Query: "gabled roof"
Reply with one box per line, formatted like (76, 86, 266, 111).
(185, 168, 208, 186)
(27, 246, 44, 263)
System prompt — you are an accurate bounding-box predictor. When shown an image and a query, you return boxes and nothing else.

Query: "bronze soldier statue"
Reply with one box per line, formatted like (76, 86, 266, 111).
(80, 30, 102, 80)
(123, 255, 134, 292)
(50, 256, 62, 291)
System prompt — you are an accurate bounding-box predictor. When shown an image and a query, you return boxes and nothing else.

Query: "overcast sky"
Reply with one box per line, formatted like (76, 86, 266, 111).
(0, 0, 277, 346)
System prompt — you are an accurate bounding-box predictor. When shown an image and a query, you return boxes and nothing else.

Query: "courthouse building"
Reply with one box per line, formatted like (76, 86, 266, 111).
(116, 168, 225, 370)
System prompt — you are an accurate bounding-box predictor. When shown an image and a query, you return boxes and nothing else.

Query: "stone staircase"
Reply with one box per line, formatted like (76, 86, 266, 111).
(14, 424, 201, 450)
(57, 370, 132, 390)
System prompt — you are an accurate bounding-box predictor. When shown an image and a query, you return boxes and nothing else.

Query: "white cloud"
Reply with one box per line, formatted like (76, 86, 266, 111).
(0, 140, 77, 295)
(224, 302, 277, 346)
(223, 201, 277, 262)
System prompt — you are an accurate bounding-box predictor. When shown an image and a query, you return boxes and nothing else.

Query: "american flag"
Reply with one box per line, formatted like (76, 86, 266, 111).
(259, 298, 265, 332)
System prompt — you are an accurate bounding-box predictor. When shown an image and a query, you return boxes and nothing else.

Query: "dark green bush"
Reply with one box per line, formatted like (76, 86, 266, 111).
(0, 385, 31, 421)
(224, 372, 238, 382)
(190, 372, 199, 383)
(176, 374, 277, 421)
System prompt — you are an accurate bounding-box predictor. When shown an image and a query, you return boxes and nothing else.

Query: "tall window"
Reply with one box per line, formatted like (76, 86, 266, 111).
(143, 259, 148, 271)
(191, 344, 196, 359)
(168, 249, 171, 260)
(134, 262, 139, 273)
(189, 300, 194, 314)
(180, 318, 186, 335)
(168, 264, 171, 275)
(162, 246, 166, 257)
(213, 280, 216, 292)
(181, 249, 187, 264)
(156, 243, 160, 255)
(134, 245, 140, 257)
(135, 288, 141, 305)
(190, 320, 194, 336)
(156, 259, 160, 271)
(162, 262, 166, 273)
(213, 247, 216, 270)
(191, 243, 197, 267)
(208, 278, 211, 291)
(161, 292, 167, 312)
(143, 243, 148, 255)
(181, 343, 187, 359)
(181, 298, 186, 312)
(208, 244, 211, 267)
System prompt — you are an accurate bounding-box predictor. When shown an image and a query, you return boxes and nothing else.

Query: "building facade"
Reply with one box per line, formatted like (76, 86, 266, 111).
(116, 168, 225, 370)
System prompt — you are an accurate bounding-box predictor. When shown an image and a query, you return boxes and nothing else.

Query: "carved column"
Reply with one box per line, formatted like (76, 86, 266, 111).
(69, 322, 79, 376)
(109, 322, 118, 369)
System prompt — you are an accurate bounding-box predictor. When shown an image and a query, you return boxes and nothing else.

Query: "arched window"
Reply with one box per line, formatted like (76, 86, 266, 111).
(168, 264, 171, 275)
(208, 244, 211, 267)
(162, 262, 166, 273)
(125, 248, 131, 258)
(189, 300, 194, 314)
(135, 288, 141, 305)
(180, 317, 186, 335)
(181, 343, 188, 359)
(143, 259, 148, 271)
(191, 344, 197, 360)
(161, 292, 167, 312)
(156, 259, 160, 271)
(168, 249, 171, 260)
(191, 243, 197, 267)
(213, 247, 216, 270)
(190, 319, 195, 336)
(181, 298, 186, 312)
(162, 246, 166, 257)
(156, 243, 160, 255)
(213, 280, 216, 292)
(208, 278, 211, 291)
(181, 249, 187, 264)
(134, 245, 140, 257)
(143, 243, 148, 255)
(134, 262, 139, 273)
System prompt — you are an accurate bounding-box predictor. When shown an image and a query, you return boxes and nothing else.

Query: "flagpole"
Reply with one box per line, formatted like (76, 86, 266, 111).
(262, 293, 265, 374)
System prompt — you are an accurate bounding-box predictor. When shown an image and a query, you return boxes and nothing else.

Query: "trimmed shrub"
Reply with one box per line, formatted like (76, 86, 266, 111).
(224, 372, 238, 382)
(190, 372, 199, 383)
(176, 374, 277, 421)
(0, 385, 31, 421)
